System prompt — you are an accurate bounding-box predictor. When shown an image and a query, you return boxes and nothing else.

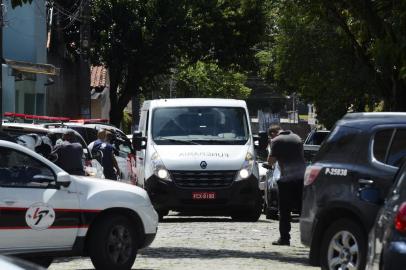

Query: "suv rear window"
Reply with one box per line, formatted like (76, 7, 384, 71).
(373, 129, 394, 163)
(316, 125, 361, 162)
(387, 129, 406, 167)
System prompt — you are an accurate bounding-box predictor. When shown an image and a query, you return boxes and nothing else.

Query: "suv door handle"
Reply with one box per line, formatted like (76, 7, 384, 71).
(358, 179, 374, 185)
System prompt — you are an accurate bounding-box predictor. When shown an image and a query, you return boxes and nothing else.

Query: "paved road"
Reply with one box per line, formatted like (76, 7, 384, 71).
(50, 213, 319, 270)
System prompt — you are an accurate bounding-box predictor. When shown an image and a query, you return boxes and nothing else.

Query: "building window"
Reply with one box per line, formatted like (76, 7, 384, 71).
(36, 93, 44, 115)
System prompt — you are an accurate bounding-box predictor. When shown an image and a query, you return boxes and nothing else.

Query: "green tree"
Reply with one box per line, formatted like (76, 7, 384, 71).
(91, 0, 265, 126)
(315, 0, 406, 111)
(271, 2, 379, 127)
(256, 0, 406, 127)
(175, 61, 251, 99)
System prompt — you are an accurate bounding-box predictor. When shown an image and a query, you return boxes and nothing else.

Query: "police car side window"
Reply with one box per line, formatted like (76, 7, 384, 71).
(0, 147, 55, 188)
(387, 129, 406, 167)
(118, 143, 131, 155)
(373, 129, 394, 164)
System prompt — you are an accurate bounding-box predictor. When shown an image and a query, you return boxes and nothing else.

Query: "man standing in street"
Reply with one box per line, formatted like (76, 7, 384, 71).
(92, 130, 120, 180)
(267, 125, 305, 246)
(51, 130, 85, 176)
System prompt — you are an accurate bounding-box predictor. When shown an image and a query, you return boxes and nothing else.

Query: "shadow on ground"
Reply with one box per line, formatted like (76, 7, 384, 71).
(161, 216, 273, 223)
(138, 246, 310, 266)
(52, 245, 309, 270)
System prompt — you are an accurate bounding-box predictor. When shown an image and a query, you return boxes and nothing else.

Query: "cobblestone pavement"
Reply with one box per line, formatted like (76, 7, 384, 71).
(50, 213, 319, 270)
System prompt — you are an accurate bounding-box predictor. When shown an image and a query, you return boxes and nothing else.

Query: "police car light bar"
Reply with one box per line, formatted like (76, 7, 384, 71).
(69, 118, 109, 124)
(4, 112, 71, 122)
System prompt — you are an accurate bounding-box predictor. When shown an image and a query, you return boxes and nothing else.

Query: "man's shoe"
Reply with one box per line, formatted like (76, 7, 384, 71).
(272, 238, 290, 246)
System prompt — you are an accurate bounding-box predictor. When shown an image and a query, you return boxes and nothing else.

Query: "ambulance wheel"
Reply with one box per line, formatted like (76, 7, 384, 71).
(88, 215, 138, 270)
(231, 197, 262, 222)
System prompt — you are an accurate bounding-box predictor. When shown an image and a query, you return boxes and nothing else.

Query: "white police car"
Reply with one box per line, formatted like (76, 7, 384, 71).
(0, 140, 158, 269)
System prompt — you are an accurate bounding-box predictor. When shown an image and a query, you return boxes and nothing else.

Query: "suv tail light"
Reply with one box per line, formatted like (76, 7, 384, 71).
(395, 202, 406, 233)
(304, 165, 322, 186)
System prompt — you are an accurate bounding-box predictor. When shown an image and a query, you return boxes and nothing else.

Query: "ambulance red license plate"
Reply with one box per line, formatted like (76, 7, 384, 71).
(192, 192, 216, 200)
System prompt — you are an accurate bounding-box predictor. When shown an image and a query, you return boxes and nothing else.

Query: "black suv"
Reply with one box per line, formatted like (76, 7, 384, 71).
(300, 113, 406, 270)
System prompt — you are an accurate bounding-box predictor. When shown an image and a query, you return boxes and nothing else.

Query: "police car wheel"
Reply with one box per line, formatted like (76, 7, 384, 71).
(320, 218, 366, 270)
(88, 215, 138, 270)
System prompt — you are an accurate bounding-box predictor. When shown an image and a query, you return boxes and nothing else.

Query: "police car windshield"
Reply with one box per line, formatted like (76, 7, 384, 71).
(152, 106, 249, 145)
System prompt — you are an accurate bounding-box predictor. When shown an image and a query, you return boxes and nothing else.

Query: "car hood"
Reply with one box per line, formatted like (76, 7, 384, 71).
(153, 144, 250, 171)
(73, 176, 150, 202)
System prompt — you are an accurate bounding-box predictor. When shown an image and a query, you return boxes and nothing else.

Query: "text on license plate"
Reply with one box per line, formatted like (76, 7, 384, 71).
(192, 192, 216, 200)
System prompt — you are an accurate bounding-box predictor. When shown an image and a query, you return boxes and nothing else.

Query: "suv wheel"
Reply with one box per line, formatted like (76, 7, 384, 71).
(321, 219, 366, 270)
(88, 215, 138, 270)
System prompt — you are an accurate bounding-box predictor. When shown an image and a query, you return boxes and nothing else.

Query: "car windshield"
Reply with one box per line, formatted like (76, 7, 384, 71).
(305, 131, 330, 145)
(152, 106, 249, 145)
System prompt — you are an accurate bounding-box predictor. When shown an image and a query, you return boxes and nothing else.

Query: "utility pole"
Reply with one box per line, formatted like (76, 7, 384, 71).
(79, 0, 90, 118)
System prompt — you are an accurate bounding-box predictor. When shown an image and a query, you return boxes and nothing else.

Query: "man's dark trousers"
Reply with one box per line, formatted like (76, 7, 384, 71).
(277, 180, 303, 242)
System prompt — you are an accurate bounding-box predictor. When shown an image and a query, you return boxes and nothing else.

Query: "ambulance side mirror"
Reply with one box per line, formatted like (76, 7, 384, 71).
(57, 171, 71, 188)
(132, 131, 146, 151)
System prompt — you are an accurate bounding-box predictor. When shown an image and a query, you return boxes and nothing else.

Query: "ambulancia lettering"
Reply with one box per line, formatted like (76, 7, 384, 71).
(179, 152, 230, 158)
(325, 168, 348, 176)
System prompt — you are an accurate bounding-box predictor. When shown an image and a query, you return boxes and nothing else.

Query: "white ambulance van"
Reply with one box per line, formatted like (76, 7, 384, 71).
(133, 98, 262, 221)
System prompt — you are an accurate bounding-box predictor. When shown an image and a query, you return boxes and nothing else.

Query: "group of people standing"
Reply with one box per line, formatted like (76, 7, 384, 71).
(52, 129, 120, 180)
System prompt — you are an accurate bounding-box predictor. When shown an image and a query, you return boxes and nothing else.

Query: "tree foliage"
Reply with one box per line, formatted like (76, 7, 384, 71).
(91, 0, 266, 126)
(175, 61, 251, 99)
(257, 0, 406, 128)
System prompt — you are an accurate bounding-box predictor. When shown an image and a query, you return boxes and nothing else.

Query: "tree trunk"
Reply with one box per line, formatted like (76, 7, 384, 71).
(109, 75, 138, 127)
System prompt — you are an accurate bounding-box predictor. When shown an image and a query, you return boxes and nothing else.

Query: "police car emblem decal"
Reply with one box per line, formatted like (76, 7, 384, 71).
(25, 203, 55, 230)
(200, 161, 207, 169)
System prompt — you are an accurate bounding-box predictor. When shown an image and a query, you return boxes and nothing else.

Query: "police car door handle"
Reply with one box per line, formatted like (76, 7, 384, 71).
(3, 200, 16, 205)
(358, 179, 374, 185)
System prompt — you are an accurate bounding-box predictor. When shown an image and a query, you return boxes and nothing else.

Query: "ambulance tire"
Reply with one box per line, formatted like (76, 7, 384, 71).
(88, 215, 138, 270)
(231, 197, 262, 222)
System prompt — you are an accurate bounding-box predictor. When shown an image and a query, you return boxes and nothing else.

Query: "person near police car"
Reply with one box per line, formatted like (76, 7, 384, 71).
(267, 124, 305, 246)
(92, 130, 120, 180)
(51, 130, 85, 176)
